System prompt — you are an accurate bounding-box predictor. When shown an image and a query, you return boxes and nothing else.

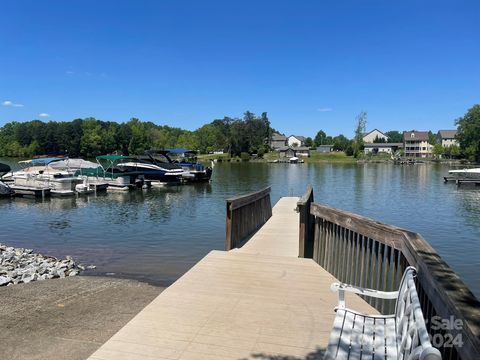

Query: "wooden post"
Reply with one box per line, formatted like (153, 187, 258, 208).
(297, 185, 314, 258)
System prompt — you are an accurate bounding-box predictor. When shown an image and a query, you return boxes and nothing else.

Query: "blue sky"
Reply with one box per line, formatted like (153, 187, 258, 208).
(1, 0, 479, 138)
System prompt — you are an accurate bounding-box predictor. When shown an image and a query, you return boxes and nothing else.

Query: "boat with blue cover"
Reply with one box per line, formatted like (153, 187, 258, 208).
(167, 148, 213, 183)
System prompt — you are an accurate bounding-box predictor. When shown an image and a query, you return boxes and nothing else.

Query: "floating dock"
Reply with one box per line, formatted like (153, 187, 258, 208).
(443, 176, 480, 185)
(87, 197, 376, 360)
(9, 185, 51, 198)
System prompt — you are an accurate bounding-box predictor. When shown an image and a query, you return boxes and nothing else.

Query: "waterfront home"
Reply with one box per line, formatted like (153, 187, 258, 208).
(403, 131, 433, 158)
(437, 130, 458, 147)
(287, 135, 305, 147)
(362, 129, 388, 143)
(363, 142, 403, 155)
(295, 146, 311, 157)
(316, 145, 334, 153)
(270, 133, 287, 149)
(278, 146, 296, 158)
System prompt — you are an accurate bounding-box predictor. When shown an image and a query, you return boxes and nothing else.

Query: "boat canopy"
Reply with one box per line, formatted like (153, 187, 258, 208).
(166, 148, 198, 155)
(96, 155, 130, 161)
(49, 159, 98, 170)
(19, 157, 63, 165)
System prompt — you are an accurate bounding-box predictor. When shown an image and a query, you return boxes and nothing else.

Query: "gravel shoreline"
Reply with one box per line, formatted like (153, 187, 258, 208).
(0, 243, 95, 286)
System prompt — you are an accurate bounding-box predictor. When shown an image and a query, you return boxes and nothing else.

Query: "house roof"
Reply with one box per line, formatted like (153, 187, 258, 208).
(403, 131, 429, 141)
(363, 129, 387, 138)
(271, 133, 287, 141)
(437, 130, 457, 139)
(278, 146, 294, 151)
(288, 135, 306, 141)
(364, 143, 403, 148)
(295, 147, 310, 151)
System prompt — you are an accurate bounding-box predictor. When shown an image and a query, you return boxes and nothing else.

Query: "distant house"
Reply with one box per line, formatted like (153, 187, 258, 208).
(279, 146, 296, 158)
(403, 131, 433, 158)
(363, 129, 388, 143)
(317, 145, 334, 153)
(437, 130, 458, 148)
(270, 133, 287, 149)
(295, 147, 311, 157)
(287, 135, 305, 147)
(364, 143, 403, 155)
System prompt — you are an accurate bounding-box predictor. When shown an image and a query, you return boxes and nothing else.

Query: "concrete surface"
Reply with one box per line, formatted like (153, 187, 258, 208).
(0, 276, 163, 360)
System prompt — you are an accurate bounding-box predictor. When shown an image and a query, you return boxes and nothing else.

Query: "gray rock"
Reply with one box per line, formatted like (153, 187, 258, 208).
(0, 276, 11, 286)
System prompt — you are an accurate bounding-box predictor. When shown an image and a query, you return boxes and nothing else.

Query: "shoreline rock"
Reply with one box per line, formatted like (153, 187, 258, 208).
(0, 244, 95, 286)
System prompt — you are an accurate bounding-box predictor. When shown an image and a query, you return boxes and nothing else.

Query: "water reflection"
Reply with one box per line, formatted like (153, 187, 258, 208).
(0, 161, 479, 297)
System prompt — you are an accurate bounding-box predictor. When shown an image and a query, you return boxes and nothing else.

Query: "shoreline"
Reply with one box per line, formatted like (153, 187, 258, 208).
(0, 275, 163, 360)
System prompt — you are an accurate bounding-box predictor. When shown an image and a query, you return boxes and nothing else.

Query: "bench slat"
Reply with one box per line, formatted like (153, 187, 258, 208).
(373, 318, 386, 360)
(348, 314, 363, 360)
(336, 311, 356, 359)
(385, 318, 397, 359)
(325, 309, 348, 359)
(361, 317, 375, 359)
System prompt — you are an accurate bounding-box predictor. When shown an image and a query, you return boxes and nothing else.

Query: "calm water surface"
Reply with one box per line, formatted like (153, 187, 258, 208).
(1, 159, 479, 298)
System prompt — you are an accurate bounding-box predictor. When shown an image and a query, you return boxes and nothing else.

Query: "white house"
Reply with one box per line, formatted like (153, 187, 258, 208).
(437, 130, 458, 148)
(403, 131, 433, 158)
(362, 129, 388, 143)
(364, 143, 403, 155)
(287, 135, 305, 147)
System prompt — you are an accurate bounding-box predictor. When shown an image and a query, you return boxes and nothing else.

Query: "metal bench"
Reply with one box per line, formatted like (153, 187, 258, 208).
(325, 266, 442, 360)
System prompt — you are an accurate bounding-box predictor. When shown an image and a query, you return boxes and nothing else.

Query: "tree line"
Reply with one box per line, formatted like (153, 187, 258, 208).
(0, 111, 274, 158)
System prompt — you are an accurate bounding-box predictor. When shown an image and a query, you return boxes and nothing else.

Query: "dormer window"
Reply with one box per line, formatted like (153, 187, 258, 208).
(411, 133, 415, 138)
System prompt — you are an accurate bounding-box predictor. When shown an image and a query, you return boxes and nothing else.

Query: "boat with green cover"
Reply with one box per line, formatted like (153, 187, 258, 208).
(74, 155, 145, 191)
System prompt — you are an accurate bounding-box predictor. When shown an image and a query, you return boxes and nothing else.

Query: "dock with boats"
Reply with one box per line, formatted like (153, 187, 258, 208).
(0, 150, 213, 199)
(87, 186, 480, 360)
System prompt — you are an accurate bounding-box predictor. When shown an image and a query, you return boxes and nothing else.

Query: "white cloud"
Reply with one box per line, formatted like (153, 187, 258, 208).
(318, 107, 333, 112)
(2, 100, 24, 107)
(38, 113, 50, 117)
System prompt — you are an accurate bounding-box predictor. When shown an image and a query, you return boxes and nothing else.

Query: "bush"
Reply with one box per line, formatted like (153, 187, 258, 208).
(240, 152, 251, 161)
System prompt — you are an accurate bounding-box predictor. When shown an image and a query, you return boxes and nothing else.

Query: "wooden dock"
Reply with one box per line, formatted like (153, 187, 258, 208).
(87, 197, 376, 360)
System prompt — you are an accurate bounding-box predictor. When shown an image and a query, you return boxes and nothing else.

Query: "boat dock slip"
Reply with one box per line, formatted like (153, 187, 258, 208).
(88, 196, 377, 360)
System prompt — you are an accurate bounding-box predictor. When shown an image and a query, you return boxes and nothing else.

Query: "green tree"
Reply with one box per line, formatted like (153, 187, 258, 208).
(314, 130, 327, 147)
(304, 137, 313, 147)
(373, 135, 386, 143)
(332, 134, 351, 151)
(353, 111, 367, 157)
(428, 131, 437, 145)
(433, 143, 444, 158)
(455, 105, 480, 162)
(385, 131, 403, 143)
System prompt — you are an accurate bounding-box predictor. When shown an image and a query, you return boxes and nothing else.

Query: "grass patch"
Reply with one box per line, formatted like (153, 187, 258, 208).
(306, 151, 357, 164)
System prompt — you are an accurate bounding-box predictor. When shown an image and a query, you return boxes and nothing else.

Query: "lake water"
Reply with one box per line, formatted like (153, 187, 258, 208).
(1, 159, 479, 298)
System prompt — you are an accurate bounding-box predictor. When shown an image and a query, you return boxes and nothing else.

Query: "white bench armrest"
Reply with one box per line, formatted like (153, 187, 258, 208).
(330, 282, 398, 309)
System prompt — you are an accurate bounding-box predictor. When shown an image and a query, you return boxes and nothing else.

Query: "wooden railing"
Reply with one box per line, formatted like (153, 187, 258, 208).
(297, 184, 314, 258)
(225, 186, 272, 250)
(299, 187, 480, 360)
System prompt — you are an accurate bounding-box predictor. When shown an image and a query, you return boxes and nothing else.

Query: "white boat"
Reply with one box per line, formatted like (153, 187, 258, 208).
(448, 168, 480, 180)
(8, 158, 83, 197)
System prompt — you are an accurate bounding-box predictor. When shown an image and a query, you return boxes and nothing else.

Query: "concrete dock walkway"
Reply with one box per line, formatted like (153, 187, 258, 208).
(88, 197, 377, 360)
